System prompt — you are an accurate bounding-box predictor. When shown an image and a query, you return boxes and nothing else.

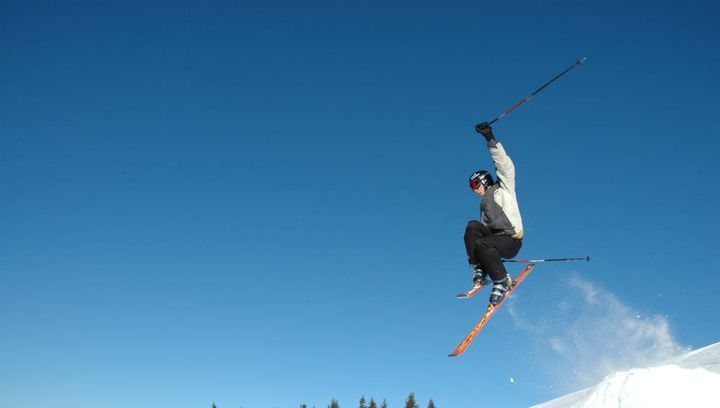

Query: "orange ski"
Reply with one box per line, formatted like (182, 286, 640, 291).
(456, 283, 486, 299)
(449, 264, 536, 357)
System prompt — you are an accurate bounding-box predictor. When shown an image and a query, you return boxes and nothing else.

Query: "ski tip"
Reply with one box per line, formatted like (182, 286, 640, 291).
(456, 294, 469, 299)
(586, 255, 592, 262)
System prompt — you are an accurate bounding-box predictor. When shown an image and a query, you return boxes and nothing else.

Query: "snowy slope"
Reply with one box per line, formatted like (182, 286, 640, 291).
(531, 341, 720, 408)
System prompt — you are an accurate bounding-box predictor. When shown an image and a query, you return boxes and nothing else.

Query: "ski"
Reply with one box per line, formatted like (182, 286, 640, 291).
(456, 283, 486, 299)
(449, 264, 536, 357)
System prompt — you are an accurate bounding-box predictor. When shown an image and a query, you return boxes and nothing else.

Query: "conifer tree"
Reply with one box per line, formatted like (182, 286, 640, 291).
(427, 399, 436, 408)
(405, 393, 419, 408)
(369, 398, 378, 408)
(359, 396, 367, 408)
(380, 398, 388, 408)
(328, 399, 340, 408)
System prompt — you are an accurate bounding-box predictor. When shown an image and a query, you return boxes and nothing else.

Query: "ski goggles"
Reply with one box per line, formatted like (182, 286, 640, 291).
(469, 179, 482, 190)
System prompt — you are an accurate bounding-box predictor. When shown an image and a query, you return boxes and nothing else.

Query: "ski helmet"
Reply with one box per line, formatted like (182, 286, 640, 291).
(469, 170, 494, 190)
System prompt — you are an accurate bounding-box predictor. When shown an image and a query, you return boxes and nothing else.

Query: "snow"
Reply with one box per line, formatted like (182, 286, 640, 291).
(572, 365, 720, 408)
(532, 341, 720, 408)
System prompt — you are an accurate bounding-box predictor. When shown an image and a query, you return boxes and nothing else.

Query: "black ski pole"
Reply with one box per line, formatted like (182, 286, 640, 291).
(477, 57, 587, 131)
(504, 256, 591, 263)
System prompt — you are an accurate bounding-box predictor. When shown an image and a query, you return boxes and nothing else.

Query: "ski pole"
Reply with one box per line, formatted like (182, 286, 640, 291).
(504, 256, 591, 263)
(479, 57, 587, 129)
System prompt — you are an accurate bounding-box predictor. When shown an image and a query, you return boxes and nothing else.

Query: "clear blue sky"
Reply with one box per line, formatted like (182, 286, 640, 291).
(2, 1, 719, 407)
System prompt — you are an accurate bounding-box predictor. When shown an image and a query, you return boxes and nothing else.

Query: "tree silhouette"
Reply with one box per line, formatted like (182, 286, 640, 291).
(405, 393, 419, 408)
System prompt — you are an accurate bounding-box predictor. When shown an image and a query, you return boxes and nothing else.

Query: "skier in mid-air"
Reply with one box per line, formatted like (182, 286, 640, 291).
(464, 122, 524, 305)
(450, 58, 587, 357)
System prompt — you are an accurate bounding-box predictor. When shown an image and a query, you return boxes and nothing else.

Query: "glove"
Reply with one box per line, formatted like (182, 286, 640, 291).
(475, 122, 495, 142)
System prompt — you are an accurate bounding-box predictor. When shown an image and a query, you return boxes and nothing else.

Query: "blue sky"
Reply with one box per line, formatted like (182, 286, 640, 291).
(1, 0, 719, 407)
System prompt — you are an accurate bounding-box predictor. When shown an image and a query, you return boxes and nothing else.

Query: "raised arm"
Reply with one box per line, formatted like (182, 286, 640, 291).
(476, 123, 516, 192)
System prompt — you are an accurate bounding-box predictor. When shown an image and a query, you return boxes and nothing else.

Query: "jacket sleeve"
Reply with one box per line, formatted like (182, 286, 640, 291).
(488, 140, 515, 193)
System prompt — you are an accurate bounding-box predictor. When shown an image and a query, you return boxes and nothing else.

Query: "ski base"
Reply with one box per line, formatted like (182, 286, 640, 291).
(449, 264, 536, 357)
(456, 283, 485, 299)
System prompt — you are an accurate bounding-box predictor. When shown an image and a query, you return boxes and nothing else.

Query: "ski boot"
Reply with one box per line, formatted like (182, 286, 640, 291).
(472, 264, 488, 288)
(489, 275, 514, 305)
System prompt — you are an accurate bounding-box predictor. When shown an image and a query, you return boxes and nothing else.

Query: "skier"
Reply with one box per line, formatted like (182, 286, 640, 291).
(464, 122, 524, 305)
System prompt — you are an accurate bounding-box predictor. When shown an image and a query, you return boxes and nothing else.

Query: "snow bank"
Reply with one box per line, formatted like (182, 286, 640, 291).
(572, 364, 720, 408)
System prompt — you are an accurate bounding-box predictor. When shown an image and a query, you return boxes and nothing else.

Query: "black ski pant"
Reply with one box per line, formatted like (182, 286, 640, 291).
(464, 220, 522, 282)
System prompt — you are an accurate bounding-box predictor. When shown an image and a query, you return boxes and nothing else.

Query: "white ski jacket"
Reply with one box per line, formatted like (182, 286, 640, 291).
(480, 140, 524, 240)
